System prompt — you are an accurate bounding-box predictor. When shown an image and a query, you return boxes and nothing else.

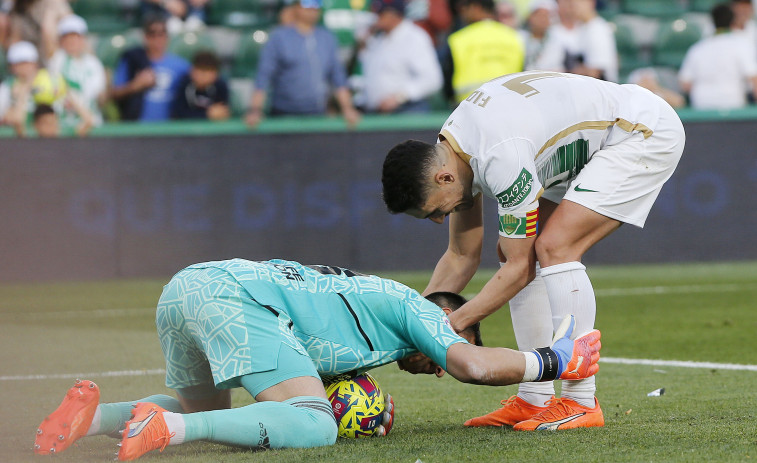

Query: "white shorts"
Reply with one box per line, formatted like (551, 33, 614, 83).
(541, 103, 685, 228)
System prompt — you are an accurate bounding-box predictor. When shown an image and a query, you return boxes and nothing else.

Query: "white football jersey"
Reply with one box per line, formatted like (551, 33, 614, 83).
(439, 71, 667, 217)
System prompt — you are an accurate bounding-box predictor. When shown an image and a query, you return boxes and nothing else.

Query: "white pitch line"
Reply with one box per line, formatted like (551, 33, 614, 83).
(3, 358, 757, 381)
(594, 283, 753, 297)
(601, 357, 757, 372)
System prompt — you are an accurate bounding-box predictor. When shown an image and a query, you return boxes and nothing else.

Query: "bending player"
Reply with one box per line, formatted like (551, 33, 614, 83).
(34, 258, 600, 460)
(382, 71, 685, 430)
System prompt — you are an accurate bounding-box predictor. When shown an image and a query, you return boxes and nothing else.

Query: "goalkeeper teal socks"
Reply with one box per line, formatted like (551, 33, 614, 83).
(87, 394, 184, 436)
(176, 396, 336, 449)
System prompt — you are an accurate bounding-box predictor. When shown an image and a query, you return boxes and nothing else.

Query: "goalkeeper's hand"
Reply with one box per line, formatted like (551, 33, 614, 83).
(550, 315, 601, 380)
(373, 394, 395, 437)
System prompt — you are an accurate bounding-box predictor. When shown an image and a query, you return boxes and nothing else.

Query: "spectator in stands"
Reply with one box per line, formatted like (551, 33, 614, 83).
(530, 0, 578, 71)
(357, 0, 442, 114)
(47, 15, 106, 129)
(440, 0, 524, 104)
(628, 67, 686, 109)
(171, 50, 230, 120)
(731, 0, 756, 56)
(32, 102, 59, 137)
(679, 3, 757, 110)
(567, 0, 617, 81)
(406, 0, 453, 46)
(495, 0, 520, 29)
(110, 16, 191, 122)
(0, 0, 12, 50)
(0, 40, 93, 136)
(141, 0, 211, 34)
(7, 0, 71, 59)
(520, 0, 557, 70)
(246, 0, 360, 129)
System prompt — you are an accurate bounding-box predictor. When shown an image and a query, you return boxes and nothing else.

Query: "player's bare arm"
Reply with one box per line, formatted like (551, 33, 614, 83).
(447, 234, 536, 332)
(403, 315, 601, 386)
(423, 193, 484, 296)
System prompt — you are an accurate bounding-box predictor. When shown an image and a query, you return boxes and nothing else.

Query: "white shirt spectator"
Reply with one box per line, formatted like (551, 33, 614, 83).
(359, 18, 442, 111)
(679, 31, 757, 109)
(530, 22, 580, 71)
(575, 15, 618, 82)
(48, 49, 106, 126)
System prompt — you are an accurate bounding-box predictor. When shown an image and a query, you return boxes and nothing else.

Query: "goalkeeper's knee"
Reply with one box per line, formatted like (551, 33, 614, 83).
(284, 397, 338, 448)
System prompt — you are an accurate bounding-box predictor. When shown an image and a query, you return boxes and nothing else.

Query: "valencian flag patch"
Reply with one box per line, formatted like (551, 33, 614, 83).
(526, 208, 538, 237)
(498, 207, 539, 238)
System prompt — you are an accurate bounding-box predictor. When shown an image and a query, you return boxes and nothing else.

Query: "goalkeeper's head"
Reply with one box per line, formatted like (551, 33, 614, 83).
(425, 291, 483, 347)
(396, 292, 483, 377)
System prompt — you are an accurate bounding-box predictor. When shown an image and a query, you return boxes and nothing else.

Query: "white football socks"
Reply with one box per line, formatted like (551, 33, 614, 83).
(541, 261, 597, 408)
(162, 412, 186, 445)
(509, 263, 554, 407)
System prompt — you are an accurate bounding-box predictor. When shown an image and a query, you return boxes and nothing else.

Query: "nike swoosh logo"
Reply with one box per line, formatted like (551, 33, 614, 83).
(574, 184, 598, 193)
(127, 411, 156, 438)
(535, 412, 587, 430)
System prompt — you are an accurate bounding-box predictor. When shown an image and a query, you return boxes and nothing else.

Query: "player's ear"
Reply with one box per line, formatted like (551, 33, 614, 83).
(435, 366, 445, 378)
(435, 172, 454, 185)
(441, 307, 452, 315)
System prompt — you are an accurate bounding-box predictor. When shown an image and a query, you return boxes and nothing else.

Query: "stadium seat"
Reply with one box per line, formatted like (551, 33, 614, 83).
(652, 19, 702, 69)
(207, 0, 277, 30)
(95, 33, 141, 69)
(689, 0, 722, 13)
(231, 31, 269, 78)
(229, 78, 253, 117)
(613, 21, 652, 80)
(620, 0, 688, 18)
(71, 0, 133, 35)
(168, 32, 216, 61)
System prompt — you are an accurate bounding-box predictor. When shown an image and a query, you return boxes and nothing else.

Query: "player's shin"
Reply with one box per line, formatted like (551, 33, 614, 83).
(521, 315, 601, 383)
(509, 263, 554, 405)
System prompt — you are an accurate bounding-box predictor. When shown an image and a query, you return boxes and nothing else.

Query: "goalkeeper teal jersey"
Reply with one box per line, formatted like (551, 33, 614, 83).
(183, 258, 466, 379)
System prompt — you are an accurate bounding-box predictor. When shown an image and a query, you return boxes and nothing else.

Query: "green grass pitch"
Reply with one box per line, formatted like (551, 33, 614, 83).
(1, 261, 756, 462)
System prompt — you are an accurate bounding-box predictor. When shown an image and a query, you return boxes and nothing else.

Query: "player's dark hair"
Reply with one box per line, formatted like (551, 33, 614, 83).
(33, 103, 55, 121)
(142, 14, 168, 32)
(425, 291, 483, 347)
(192, 51, 221, 70)
(459, 0, 496, 14)
(382, 139, 438, 213)
(712, 3, 735, 29)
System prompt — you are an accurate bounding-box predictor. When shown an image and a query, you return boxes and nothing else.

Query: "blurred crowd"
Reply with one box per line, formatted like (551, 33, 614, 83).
(0, 0, 755, 137)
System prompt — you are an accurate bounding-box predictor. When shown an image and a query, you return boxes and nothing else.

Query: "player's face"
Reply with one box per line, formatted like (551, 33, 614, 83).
(408, 182, 475, 224)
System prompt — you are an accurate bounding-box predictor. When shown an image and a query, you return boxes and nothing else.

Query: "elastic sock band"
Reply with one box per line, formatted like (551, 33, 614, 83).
(539, 261, 586, 277)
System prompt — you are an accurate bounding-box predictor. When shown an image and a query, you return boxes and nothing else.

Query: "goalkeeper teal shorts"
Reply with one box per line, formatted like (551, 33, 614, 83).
(156, 267, 319, 396)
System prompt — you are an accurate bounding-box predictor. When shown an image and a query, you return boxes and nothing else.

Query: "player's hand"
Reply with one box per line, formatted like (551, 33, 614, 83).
(550, 315, 601, 380)
(397, 353, 444, 377)
(373, 394, 394, 437)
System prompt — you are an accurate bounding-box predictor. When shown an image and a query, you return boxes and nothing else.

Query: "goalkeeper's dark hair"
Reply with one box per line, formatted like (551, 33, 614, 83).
(382, 139, 439, 214)
(425, 291, 483, 346)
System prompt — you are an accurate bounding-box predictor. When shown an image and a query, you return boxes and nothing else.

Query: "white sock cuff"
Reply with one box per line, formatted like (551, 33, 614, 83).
(540, 261, 585, 277)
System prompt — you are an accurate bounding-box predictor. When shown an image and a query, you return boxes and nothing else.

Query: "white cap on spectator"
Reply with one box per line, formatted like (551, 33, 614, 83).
(7, 41, 38, 64)
(529, 0, 557, 14)
(57, 14, 88, 37)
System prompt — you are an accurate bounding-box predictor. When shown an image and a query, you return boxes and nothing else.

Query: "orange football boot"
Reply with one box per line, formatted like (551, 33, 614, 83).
(513, 397, 604, 431)
(118, 402, 175, 461)
(464, 395, 547, 427)
(34, 379, 100, 455)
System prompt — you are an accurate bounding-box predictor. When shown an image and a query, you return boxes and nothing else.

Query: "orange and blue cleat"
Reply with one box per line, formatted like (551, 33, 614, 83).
(513, 397, 604, 431)
(34, 379, 100, 455)
(118, 402, 175, 461)
(464, 395, 547, 427)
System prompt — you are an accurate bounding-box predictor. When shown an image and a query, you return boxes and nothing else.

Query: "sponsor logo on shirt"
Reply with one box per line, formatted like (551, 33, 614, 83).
(496, 168, 533, 209)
